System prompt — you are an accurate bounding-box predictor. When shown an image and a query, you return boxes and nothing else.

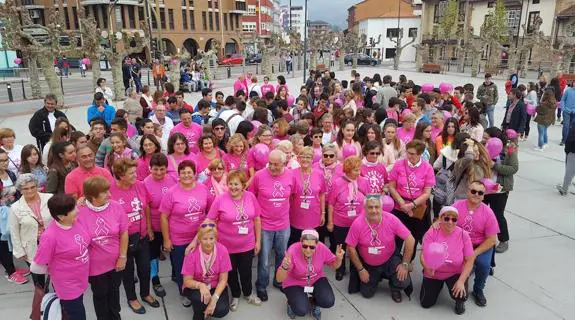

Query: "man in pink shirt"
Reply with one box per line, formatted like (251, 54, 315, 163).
(65, 146, 114, 199)
(346, 195, 415, 302)
(452, 181, 499, 307)
(170, 109, 202, 154)
(248, 150, 295, 302)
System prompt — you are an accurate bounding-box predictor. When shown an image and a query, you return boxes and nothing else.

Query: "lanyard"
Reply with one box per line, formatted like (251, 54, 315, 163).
(366, 216, 382, 247)
(324, 167, 333, 189)
(344, 177, 358, 206)
(232, 196, 248, 221)
(306, 257, 313, 286)
(301, 170, 312, 198)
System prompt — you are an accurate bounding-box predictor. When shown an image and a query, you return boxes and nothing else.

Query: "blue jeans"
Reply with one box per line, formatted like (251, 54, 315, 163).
(256, 228, 290, 293)
(60, 294, 86, 320)
(562, 111, 575, 143)
(486, 104, 495, 128)
(537, 124, 548, 148)
(170, 243, 189, 295)
(473, 248, 493, 294)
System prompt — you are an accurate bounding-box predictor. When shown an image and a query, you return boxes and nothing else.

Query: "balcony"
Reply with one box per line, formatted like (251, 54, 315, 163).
(230, 0, 247, 14)
(81, 0, 141, 5)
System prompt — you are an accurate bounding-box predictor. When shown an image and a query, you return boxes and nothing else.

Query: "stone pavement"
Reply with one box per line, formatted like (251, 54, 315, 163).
(0, 66, 574, 320)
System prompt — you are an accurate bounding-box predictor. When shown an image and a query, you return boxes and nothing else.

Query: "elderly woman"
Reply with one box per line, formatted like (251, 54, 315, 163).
(360, 141, 388, 194)
(124, 87, 143, 124)
(203, 159, 228, 204)
(109, 158, 159, 313)
(160, 160, 211, 307)
(45, 141, 76, 194)
(9, 174, 52, 288)
(31, 194, 91, 320)
(388, 140, 435, 259)
(166, 132, 195, 180)
(420, 206, 475, 315)
(430, 111, 445, 140)
(223, 133, 249, 176)
(182, 225, 231, 320)
(277, 229, 343, 319)
(195, 135, 223, 182)
(205, 170, 262, 311)
(0, 127, 24, 175)
(77, 176, 128, 320)
(289, 147, 326, 247)
(326, 156, 369, 281)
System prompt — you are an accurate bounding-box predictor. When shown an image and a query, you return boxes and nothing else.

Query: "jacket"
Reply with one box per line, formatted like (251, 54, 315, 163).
(502, 99, 527, 134)
(375, 85, 397, 108)
(9, 193, 53, 262)
(560, 87, 575, 114)
(565, 126, 575, 154)
(28, 107, 67, 151)
(493, 143, 519, 192)
(534, 100, 556, 127)
(477, 82, 499, 106)
(87, 104, 116, 126)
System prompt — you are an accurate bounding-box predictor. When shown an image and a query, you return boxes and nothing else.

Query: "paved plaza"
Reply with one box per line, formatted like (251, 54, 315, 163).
(0, 66, 573, 320)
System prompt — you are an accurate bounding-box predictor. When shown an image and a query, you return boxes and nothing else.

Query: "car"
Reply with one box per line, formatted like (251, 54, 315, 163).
(344, 53, 379, 66)
(247, 53, 262, 64)
(219, 54, 244, 65)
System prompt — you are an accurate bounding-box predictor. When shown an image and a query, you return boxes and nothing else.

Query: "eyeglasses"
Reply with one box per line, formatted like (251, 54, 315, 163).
(469, 189, 485, 196)
(302, 244, 316, 250)
(213, 127, 225, 131)
(312, 135, 322, 139)
(300, 155, 313, 159)
(200, 223, 216, 228)
(261, 134, 273, 138)
(323, 154, 335, 159)
(443, 217, 458, 223)
(368, 152, 381, 156)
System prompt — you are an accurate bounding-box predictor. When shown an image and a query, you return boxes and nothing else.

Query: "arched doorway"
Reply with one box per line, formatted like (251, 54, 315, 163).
(183, 38, 199, 57)
(205, 38, 217, 52)
(225, 38, 239, 55)
(162, 38, 177, 56)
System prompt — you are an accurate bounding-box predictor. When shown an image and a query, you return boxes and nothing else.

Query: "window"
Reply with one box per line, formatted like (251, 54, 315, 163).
(506, 8, 521, 30)
(408, 27, 417, 38)
(182, 9, 188, 29)
(168, 9, 174, 29)
(138, 7, 144, 22)
(242, 22, 256, 32)
(190, 10, 195, 30)
(215, 12, 220, 30)
(532, 0, 540, 3)
(235, 14, 239, 29)
(433, 0, 447, 24)
(72, 7, 78, 29)
(121, 6, 127, 29)
(230, 13, 234, 30)
(236, 1, 246, 11)
(202, 11, 207, 30)
(160, 8, 166, 29)
(385, 48, 396, 59)
(128, 6, 136, 28)
(215, 0, 218, 9)
(386, 28, 400, 38)
(223, 12, 228, 30)
(209, 12, 213, 30)
(64, 8, 70, 29)
(527, 11, 540, 32)
(247, 5, 256, 16)
(189, 0, 194, 6)
(487, 1, 495, 8)
(208, 0, 212, 8)
(151, 10, 158, 29)
(182, 0, 186, 6)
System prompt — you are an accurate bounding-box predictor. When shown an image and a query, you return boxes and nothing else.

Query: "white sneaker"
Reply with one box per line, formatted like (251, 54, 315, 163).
(230, 298, 240, 311)
(245, 293, 262, 306)
(533, 146, 544, 152)
(543, 144, 549, 150)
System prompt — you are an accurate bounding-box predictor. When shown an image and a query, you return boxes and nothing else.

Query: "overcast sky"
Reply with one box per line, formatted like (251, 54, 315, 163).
(284, 0, 355, 28)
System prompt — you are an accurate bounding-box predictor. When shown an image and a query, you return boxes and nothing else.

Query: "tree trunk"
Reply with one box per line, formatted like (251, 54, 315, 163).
(90, 54, 102, 89)
(520, 53, 529, 78)
(261, 52, 272, 78)
(470, 52, 480, 77)
(309, 52, 316, 71)
(338, 55, 345, 71)
(169, 61, 181, 92)
(36, 54, 63, 106)
(26, 55, 42, 99)
(457, 46, 466, 73)
(110, 55, 125, 102)
(352, 53, 358, 69)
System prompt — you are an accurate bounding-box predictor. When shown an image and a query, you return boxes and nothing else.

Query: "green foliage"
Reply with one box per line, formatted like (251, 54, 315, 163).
(481, 0, 508, 43)
(439, 0, 459, 39)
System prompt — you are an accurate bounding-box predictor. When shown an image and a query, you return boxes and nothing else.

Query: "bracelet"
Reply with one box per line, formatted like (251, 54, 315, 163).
(119, 255, 127, 259)
(412, 201, 417, 208)
(358, 267, 365, 273)
(281, 265, 289, 271)
(213, 293, 220, 301)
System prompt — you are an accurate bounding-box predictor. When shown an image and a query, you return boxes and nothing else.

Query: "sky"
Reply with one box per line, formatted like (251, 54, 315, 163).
(284, 0, 356, 28)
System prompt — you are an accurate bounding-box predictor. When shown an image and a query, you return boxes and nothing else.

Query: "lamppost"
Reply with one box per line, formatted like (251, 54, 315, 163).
(302, 0, 308, 83)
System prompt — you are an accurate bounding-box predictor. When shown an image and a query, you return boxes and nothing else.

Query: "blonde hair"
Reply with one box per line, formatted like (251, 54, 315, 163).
(208, 158, 225, 171)
(402, 113, 416, 123)
(0, 128, 15, 140)
(226, 133, 249, 155)
(276, 140, 293, 153)
(343, 156, 361, 174)
(197, 225, 218, 243)
(273, 118, 289, 137)
(299, 146, 313, 157)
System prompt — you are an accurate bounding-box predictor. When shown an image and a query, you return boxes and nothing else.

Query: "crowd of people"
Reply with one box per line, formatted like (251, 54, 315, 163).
(0, 66, 573, 320)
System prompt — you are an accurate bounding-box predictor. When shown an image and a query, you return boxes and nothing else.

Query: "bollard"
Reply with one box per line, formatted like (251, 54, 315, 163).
(21, 79, 26, 100)
(256, 64, 259, 74)
(227, 66, 231, 79)
(60, 76, 64, 95)
(147, 69, 150, 86)
(7, 83, 13, 102)
(272, 65, 275, 73)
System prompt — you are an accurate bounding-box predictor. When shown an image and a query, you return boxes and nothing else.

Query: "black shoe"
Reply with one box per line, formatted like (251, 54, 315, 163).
(153, 283, 166, 297)
(472, 291, 487, 307)
(142, 296, 160, 308)
(335, 271, 344, 281)
(273, 282, 283, 290)
(489, 267, 494, 276)
(454, 301, 465, 315)
(257, 290, 268, 302)
(128, 301, 146, 314)
(391, 290, 402, 303)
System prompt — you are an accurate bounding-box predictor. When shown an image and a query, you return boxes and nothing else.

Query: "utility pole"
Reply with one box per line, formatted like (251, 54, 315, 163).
(395, 0, 400, 59)
(143, 0, 154, 63)
(289, 0, 292, 32)
(155, 0, 164, 62)
(302, 0, 308, 83)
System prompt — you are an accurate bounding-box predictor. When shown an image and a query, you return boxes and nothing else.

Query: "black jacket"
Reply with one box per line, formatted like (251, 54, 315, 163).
(565, 126, 575, 154)
(28, 107, 67, 152)
(502, 99, 526, 134)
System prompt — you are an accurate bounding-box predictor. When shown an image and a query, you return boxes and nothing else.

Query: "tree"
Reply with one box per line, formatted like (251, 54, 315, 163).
(78, 7, 103, 90)
(480, 0, 508, 70)
(287, 31, 304, 71)
(390, 29, 417, 70)
(257, 34, 282, 78)
(167, 49, 191, 92)
(439, 0, 459, 40)
(342, 30, 367, 69)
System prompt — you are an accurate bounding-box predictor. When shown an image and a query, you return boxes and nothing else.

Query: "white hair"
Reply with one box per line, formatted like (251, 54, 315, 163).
(269, 149, 287, 163)
(15, 173, 38, 191)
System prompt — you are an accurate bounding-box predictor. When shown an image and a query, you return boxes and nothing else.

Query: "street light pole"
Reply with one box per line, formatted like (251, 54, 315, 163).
(289, 0, 292, 32)
(302, 0, 308, 83)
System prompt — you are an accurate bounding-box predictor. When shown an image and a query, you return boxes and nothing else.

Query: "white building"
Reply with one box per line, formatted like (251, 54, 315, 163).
(358, 17, 421, 62)
(280, 5, 306, 41)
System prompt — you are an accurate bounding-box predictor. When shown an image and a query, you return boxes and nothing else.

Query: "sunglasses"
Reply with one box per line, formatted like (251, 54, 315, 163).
(323, 154, 335, 159)
(302, 244, 316, 250)
(368, 152, 381, 156)
(213, 127, 225, 131)
(443, 217, 458, 223)
(200, 223, 216, 228)
(469, 189, 485, 196)
(313, 135, 322, 139)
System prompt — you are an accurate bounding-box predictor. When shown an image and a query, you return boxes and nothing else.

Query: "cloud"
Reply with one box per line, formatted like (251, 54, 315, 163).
(284, 0, 355, 29)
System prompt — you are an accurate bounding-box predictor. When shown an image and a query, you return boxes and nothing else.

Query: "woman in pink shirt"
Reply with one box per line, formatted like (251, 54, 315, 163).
(260, 76, 275, 96)
(166, 132, 195, 180)
(382, 123, 406, 173)
(109, 158, 159, 313)
(76, 176, 129, 320)
(143, 153, 177, 298)
(182, 225, 231, 320)
(233, 74, 248, 96)
(223, 133, 249, 176)
(360, 140, 388, 194)
(104, 133, 138, 173)
(397, 113, 417, 145)
(136, 134, 161, 181)
(420, 206, 475, 315)
(335, 120, 362, 161)
(326, 156, 368, 281)
(247, 125, 273, 177)
(205, 170, 262, 311)
(32, 194, 91, 320)
(276, 230, 343, 319)
(203, 159, 227, 204)
(195, 135, 223, 183)
(388, 139, 436, 261)
(289, 147, 326, 246)
(160, 160, 211, 307)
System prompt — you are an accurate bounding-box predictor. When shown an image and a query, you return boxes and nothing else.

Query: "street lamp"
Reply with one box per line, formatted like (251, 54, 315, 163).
(302, 0, 308, 84)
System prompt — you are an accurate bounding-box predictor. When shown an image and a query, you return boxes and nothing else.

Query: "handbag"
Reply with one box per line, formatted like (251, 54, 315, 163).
(404, 161, 428, 220)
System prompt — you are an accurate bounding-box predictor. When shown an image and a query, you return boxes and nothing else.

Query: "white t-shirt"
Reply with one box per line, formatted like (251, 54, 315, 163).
(217, 109, 245, 135)
(47, 111, 56, 132)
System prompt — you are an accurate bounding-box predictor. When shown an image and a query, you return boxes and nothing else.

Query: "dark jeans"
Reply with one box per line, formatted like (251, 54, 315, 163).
(359, 254, 411, 298)
(149, 232, 163, 260)
(60, 294, 86, 320)
(122, 237, 151, 301)
(184, 287, 230, 320)
(170, 243, 189, 294)
(392, 204, 431, 261)
(0, 238, 15, 275)
(331, 225, 350, 274)
(284, 277, 335, 316)
(524, 115, 531, 137)
(483, 192, 509, 242)
(229, 250, 254, 298)
(89, 269, 122, 320)
(25, 261, 46, 289)
(420, 274, 468, 308)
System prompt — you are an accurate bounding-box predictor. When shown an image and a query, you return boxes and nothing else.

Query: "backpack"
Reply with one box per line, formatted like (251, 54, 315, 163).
(41, 292, 62, 320)
(432, 156, 457, 206)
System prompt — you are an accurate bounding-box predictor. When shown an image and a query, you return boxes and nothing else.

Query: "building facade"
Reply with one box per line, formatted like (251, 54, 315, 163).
(20, 0, 246, 59)
(241, 0, 282, 38)
(308, 20, 330, 33)
(280, 5, 305, 41)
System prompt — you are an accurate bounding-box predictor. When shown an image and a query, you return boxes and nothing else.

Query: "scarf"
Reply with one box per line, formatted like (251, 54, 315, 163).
(200, 245, 218, 279)
(211, 174, 228, 196)
(361, 158, 380, 167)
(343, 176, 358, 204)
(86, 200, 110, 212)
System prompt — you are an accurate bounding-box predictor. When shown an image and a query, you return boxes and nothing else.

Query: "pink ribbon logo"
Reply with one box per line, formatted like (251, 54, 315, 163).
(272, 181, 285, 198)
(188, 198, 201, 213)
(94, 217, 110, 237)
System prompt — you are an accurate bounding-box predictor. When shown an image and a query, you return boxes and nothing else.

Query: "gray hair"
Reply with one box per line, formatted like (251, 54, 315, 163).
(363, 194, 382, 206)
(15, 173, 38, 191)
(269, 149, 287, 164)
(126, 87, 137, 97)
(322, 143, 337, 154)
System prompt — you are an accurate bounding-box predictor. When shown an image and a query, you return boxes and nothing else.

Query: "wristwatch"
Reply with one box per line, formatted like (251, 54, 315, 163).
(401, 262, 411, 270)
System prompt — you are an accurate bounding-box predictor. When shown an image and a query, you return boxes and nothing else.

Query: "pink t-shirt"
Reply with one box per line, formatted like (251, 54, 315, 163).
(233, 80, 248, 95)
(346, 212, 411, 266)
(388, 159, 435, 205)
(64, 166, 114, 198)
(281, 242, 336, 288)
(422, 226, 474, 280)
(290, 168, 326, 230)
(144, 174, 178, 232)
(127, 124, 137, 138)
(159, 183, 210, 245)
(360, 161, 389, 194)
(452, 200, 500, 246)
(76, 201, 129, 276)
(431, 126, 443, 141)
(312, 146, 323, 164)
(181, 243, 232, 289)
(247, 147, 269, 172)
(261, 83, 275, 96)
(248, 168, 295, 231)
(313, 162, 343, 194)
(336, 141, 361, 162)
(223, 153, 249, 176)
(136, 155, 152, 181)
(207, 191, 260, 254)
(34, 221, 91, 300)
(194, 152, 222, 182)
(397, 127, 415, 145)
(326, 176, 368, 227)
(109, 181, 149, 236)
(170, 122, 203, 154)
(166, 153, 195, 180)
